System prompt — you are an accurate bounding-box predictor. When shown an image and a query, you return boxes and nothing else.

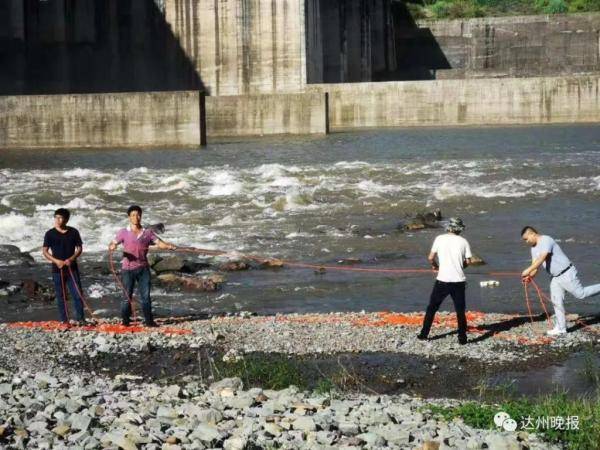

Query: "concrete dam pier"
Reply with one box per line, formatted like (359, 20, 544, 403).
(1, 1, 600, 148)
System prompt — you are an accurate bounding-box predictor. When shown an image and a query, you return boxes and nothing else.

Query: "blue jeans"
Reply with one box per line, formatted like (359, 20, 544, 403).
(52, 268, 85, 322)
(121, 267, 153, 324)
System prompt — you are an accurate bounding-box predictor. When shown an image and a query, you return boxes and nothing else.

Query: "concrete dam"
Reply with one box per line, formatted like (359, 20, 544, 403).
(1, 0, 600, 148)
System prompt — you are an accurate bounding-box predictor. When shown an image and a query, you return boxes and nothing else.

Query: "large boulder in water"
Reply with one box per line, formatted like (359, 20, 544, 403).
(219, 261, 250, 272)
(468, 254, 486, 266)
(152, 255, 210, 273)
(0, 245, 35, 267)
(21, 279, 54, 302)
(0, 245, 21, 258)
(399, 209, 442, 231)
(157, 273, 224, 292)
(153, 255, 185, 273)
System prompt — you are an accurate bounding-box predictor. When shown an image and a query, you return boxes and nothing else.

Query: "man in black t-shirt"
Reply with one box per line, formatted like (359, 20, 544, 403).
(42, 208, 85, 324)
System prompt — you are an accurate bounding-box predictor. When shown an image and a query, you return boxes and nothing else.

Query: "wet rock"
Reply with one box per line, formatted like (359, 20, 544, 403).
(259, 259, 284, 269)
(157, 273, 222, 292)
(0, 245, 33, 267)
(400, 210, 442, 231)
(147, 254, 163, 268)
(469, 254, 486, 266)
(0, 283, 21, 297)
(153, 256, 186, 273)
(219, 261, 250, 272)
(21, 280, 53, 302)
(0, 245, 21, 257)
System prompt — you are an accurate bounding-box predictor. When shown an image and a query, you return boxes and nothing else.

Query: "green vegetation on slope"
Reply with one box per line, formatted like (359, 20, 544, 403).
(404, 0, 600, 19)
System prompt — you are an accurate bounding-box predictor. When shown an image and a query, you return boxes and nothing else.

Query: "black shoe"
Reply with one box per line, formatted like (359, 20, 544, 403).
(458, 336, 468, 345)
(417, 333, 428, 341)
(144, 321, 159, 328)
(122, 320, 131, 327)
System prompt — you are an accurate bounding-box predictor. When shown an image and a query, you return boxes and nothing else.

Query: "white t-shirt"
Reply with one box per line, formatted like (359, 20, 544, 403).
(431, 233, 472, 282)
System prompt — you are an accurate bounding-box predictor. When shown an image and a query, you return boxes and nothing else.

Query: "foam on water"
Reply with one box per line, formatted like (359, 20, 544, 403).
(1, 151, 599, 255)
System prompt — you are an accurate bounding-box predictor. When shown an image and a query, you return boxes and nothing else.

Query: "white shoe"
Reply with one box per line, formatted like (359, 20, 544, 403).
(546, 328, 567, 336)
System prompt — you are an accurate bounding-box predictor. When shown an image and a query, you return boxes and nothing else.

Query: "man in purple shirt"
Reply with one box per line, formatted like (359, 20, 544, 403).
(109, 205, 177, 327)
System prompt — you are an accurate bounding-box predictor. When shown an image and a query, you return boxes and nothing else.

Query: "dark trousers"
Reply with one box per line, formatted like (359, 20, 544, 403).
(52, 268, 85, 322)
(420, 280, 467, 339)
(121, 267, 153, 324)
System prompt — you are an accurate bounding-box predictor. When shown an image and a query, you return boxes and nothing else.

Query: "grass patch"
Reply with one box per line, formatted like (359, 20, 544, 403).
(426, 393, 600, 449)
(208, 353, 376, 395)
(213, 354, 308, 391)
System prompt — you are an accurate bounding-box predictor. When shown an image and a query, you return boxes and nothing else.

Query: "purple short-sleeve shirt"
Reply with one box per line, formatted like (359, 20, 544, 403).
(115, 227, 157, 270)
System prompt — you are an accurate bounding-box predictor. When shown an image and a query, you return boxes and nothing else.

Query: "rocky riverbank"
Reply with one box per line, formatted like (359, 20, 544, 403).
(1, 310, 598, 449)
(0, 367, 559, 450)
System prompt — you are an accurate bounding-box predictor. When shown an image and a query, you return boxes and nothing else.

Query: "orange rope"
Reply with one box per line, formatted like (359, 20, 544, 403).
(529, 278, 552, 327)
(522, 279, 534, 324)
(67, 265, 98, 320)
(108, 249, 137, 322)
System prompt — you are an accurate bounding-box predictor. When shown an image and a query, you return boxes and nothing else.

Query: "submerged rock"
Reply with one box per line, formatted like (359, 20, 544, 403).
(469, 254, 486, 266)
(400, 209, 442, 231)
(21, 279, 53, 302)
(157, 273, 223, 292)
(219, 261, 250, 272)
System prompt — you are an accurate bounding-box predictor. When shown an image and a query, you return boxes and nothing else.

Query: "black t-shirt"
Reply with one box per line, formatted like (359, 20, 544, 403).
(43, 227, 83, 273)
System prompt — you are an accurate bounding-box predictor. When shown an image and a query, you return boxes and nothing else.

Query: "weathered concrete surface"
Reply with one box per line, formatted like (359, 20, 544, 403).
(206, 92, 328, 137)
(411, 13, 600, 79)
(0, 0, 202, 95)
(164, 0, 307, 96)
(305, 0, 397, 84)
(309, 76, 600, 130)
(0, 91, 202, 148)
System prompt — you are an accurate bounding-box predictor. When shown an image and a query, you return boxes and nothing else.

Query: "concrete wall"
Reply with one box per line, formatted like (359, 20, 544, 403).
(0, 91, 202, 148)
(164, 0, 307, 96)
(308, 75, 600, 130)
(0, 0, 202, 95)
(206, 92, 328, 137)
(409, 14, 600, 79)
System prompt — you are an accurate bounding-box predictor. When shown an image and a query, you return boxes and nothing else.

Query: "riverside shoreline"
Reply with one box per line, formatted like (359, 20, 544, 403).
(1, 311, 598, 449)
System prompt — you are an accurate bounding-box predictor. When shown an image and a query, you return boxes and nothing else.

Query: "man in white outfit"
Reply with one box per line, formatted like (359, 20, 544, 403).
(521, 226, 600, 336)
(418, 217, 473, 345)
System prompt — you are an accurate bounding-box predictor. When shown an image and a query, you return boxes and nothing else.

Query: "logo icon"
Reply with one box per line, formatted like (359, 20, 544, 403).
(494, 412, 517, 431)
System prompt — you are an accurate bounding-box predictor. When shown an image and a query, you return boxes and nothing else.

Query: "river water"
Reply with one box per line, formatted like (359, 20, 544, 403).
(1, 124, 600, 322)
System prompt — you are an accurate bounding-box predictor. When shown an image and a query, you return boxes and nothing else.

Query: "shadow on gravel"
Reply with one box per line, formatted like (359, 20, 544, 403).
(468, 313, 548, 344)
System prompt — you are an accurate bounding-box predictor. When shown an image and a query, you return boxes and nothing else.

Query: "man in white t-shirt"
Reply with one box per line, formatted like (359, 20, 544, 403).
(418, 217, 473, 345)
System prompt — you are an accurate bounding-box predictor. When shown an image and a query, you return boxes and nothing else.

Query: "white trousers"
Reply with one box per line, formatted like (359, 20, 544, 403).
(549, 267, 600, 331)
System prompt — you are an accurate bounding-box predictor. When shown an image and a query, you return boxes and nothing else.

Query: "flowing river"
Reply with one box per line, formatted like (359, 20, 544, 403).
(1, 124, 600, 323)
